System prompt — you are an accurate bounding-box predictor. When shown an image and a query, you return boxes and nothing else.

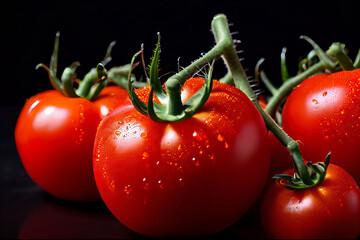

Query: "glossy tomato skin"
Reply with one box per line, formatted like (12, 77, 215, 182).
(93, 78, 270, 238)
(261, 164, 360, 239)
(15, 86, 130, 202)
(282, 69, 360, 184)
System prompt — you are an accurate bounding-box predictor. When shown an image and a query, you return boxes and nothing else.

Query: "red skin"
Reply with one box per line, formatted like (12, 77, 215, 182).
(282, 69, 360, 184)
(261, 163, 360, 239)
(93, 78, 270, 238)
(15, 86, 131, 202)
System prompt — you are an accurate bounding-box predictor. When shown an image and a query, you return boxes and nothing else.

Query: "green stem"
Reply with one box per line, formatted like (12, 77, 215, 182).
(49, 32, 63, 92)
(61, 64, 79, 98)
(281, 47, 290, 82)
(260, 71, 278, 96)
(218, 71, 234, 85)
(353, 49, 360, 68)
(76, 68, 98, 98)
(211, 14, 317, 186)
(327, 43, 354, 70)
(265, 61, 327, 116)
(163, 14, 235, 115)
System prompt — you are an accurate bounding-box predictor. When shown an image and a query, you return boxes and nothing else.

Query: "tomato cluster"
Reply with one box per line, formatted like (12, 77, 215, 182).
(15, 14, 360, 239)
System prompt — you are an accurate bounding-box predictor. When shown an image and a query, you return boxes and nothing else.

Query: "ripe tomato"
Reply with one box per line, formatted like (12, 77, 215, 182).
(261, 163, 360, 239)
(15, 86, 131, 202)
(282, 69, 360, 184)
(93, 78, 270, 238)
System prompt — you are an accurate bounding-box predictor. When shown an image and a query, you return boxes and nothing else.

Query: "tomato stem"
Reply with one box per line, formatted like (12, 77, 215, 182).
(281, 47, 290, 82)
(354, 49, 360, 68)
(264, 36, 339, 117)
(36, 33, 117, 101)
(211, 14, 330, 190)
(327, 42, 355, 71)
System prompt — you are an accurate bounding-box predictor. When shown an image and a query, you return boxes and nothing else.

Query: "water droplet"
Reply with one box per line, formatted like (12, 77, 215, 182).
(217, 134, 225, 142)
(115, 130, 122, 136)
(210, 154, 214, 160)
(312, 99, 319, 104)
(199, 149, 203, 154)
(192, 157, 196, 161)
(124, 185, 133, 197)
(142, 151, 150, 160)
(322, 91, 328, 97)
(158, 180, 164, 190)
(125, 117, 132, 123)
(192, 132, 197, 137)
(141, 132, 147, 138)
(224, 142, 229, 148)
(341, 110, 345, 115)
(178, 144, 182, 151)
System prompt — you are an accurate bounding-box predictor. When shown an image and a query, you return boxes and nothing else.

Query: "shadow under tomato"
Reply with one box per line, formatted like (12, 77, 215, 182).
(18, 194, 140, 239)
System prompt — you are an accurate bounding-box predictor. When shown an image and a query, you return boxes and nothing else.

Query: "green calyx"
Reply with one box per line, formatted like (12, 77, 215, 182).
(127, 33, 214, 122)
(36, 32, 112, 101)
(273, 153, 331, 190)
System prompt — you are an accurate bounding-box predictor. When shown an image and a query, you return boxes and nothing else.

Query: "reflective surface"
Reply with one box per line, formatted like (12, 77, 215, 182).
(1, 105, 266, 239)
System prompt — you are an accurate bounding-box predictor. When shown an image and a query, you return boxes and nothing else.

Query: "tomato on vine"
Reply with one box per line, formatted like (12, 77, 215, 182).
(282, 69, 360, 184)
(15, 33, 133, 202)
(93, 16, 270, 238)
(261, 162, 360, 239)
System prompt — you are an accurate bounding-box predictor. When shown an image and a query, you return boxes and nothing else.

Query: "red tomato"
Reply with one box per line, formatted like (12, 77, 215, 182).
(261, 163, 360, 239)
(93, 78, 270, 238)
(282, 69, 360, 184)
(15, 86, 131, 202)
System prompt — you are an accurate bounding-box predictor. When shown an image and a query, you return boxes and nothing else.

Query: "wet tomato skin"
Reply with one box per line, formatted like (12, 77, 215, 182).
(15, 86, 131, 202)
(93, 78, 270, 238)
(261, 163, 360, 239)
(282, 69, 360, 184)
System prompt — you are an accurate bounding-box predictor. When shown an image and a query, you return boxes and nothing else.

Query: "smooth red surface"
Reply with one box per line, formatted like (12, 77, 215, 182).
(282, 69, 360, 184)
(261, 164, 360, 239)
(15, 86, 131, 202)
(93, 78, 270, 238)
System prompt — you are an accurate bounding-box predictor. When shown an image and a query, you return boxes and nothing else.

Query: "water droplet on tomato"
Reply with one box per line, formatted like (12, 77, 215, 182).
(142, 151, 150, 160)
(224, 142, 229, 149)
(217, 134, 225, 142)
(322, 91, 328, 97)
(312, 99, 319, 104)
(141, 132, 147, 138)
(124, 185, 133, 197)
(115, 130, 122, 136)
(125, 117, 132, 123)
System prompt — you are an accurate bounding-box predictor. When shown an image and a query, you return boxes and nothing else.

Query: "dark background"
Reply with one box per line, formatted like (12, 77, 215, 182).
(1, 0, 360, 239)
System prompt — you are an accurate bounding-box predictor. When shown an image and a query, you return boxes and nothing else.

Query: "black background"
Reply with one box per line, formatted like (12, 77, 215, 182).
(1, 0, 360, 239)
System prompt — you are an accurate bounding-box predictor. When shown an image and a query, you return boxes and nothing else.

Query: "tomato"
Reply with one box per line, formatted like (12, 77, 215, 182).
(15, 86, 131, 202)
(282, 69, 360, 184)
(261, 163, 360, 239)
(93, 78, 270, 238)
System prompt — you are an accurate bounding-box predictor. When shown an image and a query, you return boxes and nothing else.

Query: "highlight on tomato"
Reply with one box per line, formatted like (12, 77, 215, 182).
(15, 32, 133, 202)
(93, 15, 270, 238)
